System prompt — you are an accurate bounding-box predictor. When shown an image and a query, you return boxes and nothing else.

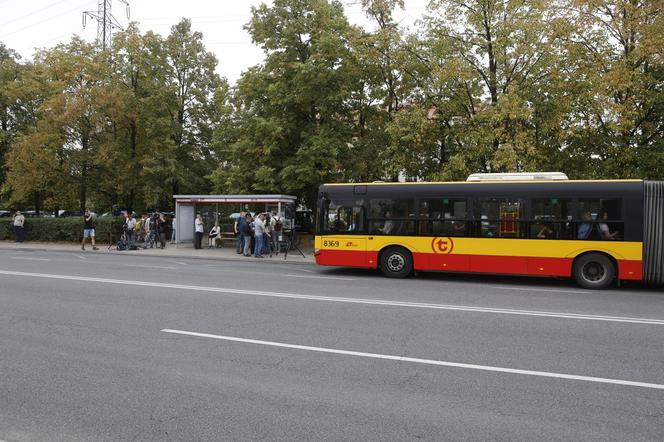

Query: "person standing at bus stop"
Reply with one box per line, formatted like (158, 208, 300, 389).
(253, 214, 266, 258)
(235, 210, 246, 254)
(170, 216, 177, 244)
(194, 213, 204, 249)
(270, 210, 280, 254)
(242, 213, 252, 256)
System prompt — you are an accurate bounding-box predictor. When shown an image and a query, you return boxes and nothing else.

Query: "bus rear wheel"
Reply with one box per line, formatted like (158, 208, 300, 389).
(380, 246, 413, 278)
(573, 253, 615, 289)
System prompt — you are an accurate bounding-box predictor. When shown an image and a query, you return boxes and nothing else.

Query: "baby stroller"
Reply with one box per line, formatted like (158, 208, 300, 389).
(116, 228, 128, 251)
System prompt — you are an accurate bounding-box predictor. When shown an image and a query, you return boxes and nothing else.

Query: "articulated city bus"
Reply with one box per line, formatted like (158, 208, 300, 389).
(314, 176, 664, 289)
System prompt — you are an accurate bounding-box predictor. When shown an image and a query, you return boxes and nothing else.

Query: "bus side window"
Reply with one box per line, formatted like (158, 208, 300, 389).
(369, 198, 416, 236)
(323, 201, 365, 234)
(577, 198, 623, 240)
(478, 198, 524, 238)
(419, 198, 467, 236)
(530, 198, 573, 239)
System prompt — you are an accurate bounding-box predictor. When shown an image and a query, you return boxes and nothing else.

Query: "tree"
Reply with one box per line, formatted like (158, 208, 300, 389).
(410, 0, 570, 175)
(4, 38, 110, 211)
(562, 0, 664, 179)
(211, 0, 358, 205)
(0, 43, 39, 201)
(163, 19, 223, 200)
(101, 25, 176, 211)
(346, 0, 413, 182)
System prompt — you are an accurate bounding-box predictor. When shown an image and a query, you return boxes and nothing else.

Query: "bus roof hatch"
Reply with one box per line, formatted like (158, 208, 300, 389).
(466, 172, 569, 182)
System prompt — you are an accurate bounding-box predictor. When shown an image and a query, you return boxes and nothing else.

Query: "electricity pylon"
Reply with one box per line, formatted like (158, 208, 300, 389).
(82, 0, 130, 50)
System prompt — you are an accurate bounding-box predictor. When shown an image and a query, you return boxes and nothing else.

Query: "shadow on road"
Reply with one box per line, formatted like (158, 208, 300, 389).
(315, 266, 660, 295)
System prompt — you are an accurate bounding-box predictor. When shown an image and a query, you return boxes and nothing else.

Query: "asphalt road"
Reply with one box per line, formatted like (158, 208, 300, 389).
(0, 249, 663, 441)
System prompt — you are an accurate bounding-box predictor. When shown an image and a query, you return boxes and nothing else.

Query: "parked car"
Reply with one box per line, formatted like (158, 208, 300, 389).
(0, 210, 11, 218)
(57, 210, 85, 217)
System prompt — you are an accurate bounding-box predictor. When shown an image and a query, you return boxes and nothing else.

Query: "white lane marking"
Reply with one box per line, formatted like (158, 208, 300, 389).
(78, 255, 87, 260)
(284, 274, 356, 281)
(491, 286, 589, 295)
(0, 270, 662, 325)
(126, 264, 177, 270)
(161, 329, 664, 391)
(10, 257, 51, 262)
(175, 261, 188, 266)
(73, 259, 177, 270)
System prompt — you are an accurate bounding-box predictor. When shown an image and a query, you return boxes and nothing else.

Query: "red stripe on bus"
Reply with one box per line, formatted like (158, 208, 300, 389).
(617, 260, 643, 281)
(315, 249, 376, 268)
(316, 249, 643, 281)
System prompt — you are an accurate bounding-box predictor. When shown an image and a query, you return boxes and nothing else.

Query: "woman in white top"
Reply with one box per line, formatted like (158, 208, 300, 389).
(208, 223, 221, 248)
(598, 212, 619, 240)
(13, 210, 25, 243)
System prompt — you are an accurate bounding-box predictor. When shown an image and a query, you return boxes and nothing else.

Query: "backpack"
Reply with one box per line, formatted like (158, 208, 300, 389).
(117, 240, 126, 251)
(274, 218, 282, 231)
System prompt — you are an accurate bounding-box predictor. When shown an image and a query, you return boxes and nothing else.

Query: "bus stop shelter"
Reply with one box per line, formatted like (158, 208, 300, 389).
(173, 194, 297, 246)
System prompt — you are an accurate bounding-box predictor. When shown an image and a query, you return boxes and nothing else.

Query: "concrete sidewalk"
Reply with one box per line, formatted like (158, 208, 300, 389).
(0, 240, 315, 265)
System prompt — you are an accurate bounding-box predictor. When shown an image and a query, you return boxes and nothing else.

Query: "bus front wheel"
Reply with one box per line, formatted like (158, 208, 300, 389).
(573, 253, 615, 289)
(380, 246, 413, 278)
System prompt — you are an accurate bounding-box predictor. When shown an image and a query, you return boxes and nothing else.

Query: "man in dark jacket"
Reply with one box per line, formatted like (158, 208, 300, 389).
(241, 213, 253, 256)
(235, 210, 246, 254)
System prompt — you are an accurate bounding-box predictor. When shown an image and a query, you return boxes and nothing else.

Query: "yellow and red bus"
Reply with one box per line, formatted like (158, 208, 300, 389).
(314, 177, 664, 289)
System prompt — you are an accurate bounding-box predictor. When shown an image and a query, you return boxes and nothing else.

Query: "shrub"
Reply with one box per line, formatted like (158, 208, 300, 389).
(1, 217, 125, 242)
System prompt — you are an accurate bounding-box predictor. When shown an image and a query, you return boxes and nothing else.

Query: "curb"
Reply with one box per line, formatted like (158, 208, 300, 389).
(0, 244, 316, 267)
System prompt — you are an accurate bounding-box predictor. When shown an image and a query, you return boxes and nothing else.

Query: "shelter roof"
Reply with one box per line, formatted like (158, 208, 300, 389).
(174, 194, 297, 204)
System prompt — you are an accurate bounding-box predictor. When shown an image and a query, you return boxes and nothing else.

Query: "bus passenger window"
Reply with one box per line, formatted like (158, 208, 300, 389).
(479, 198, 524, 238)
(577, 198, 622, 240)
(419, 198, 467, 236)
(369, 220, 416, 236)
(370, 199, 412, 218)
(323, 201, 364, 234)
(369, 198, 416, 236)
(530, 198, 573, 239)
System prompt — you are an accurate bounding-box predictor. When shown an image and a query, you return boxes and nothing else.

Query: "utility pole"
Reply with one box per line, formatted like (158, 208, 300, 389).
(82, 0, 130, 50)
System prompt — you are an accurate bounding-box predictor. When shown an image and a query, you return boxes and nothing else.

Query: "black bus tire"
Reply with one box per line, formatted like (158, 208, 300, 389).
(573, 253, 615, 289)
(380, 246, 413, 278)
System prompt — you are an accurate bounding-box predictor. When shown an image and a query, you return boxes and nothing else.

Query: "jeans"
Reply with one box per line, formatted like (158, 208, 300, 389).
(236, 234, 244, 253)
(126, 230, 135, 247)
(263, 233, 271, 255)
(243, 235, 252, 256)
(195, 232, 203, 249)
(254, 234, 264, 257)
(14, 225, 24, 242)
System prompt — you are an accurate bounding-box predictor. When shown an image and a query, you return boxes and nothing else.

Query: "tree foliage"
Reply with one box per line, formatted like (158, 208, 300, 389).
(0, 0, 662, 212)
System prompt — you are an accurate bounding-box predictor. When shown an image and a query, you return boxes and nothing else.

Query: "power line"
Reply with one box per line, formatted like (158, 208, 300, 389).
(0, 1, 90, 39)
(0, 0, 70, 28)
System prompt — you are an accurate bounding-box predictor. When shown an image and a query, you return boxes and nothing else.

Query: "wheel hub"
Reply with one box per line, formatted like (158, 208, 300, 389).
(387, 254, 405, 272)
(582, 262, 605, 282)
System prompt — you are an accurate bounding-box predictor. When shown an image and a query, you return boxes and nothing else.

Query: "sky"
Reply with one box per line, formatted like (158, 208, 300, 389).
(0, 0, 430, 84)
